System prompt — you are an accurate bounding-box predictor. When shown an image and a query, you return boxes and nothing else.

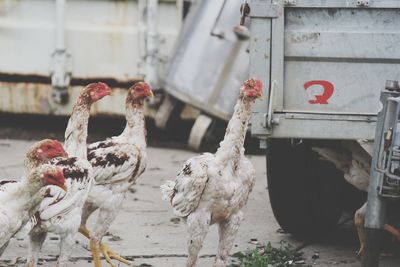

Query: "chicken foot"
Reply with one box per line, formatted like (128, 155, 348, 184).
(79, 225, 132, 266)
(384, 224, 400, 241)
(100, 243, 132, 266)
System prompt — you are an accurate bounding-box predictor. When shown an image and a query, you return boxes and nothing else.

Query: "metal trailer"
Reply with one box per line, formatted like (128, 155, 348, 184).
(247, 0, 400, 238)
(0, 0, 182, 117)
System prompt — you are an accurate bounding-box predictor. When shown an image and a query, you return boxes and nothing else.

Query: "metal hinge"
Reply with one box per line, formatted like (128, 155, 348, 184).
(248, 1, 279, 19)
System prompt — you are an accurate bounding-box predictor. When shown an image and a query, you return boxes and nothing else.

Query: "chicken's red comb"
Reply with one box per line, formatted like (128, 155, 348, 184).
(244, 78, 263, 91)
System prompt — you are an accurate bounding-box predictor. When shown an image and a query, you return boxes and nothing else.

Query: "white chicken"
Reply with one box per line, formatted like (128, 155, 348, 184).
(161, 78, 263, 267)
(79, 82, 153, 267)
(0, 164, 66, 256)
(0, 139, 67, 255)
(26, 83, 112, 267)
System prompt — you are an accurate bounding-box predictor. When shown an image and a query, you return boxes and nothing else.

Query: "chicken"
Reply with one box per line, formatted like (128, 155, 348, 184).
(0, 164, 66, 256)
(313, 144, 400, 257)
(26, 83, 112, 267)
(161, 78, 263, 267)
(79, 82, 153, 267)
(24, 139, 68, 172)
(0, 139, 67, 255)
(312, 147, 370, 257)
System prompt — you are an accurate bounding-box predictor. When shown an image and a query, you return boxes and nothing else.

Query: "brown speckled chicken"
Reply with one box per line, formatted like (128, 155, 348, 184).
(161, 78, 263, 267)
(80, 82, 152, 267)
(26, 83, 111, 267)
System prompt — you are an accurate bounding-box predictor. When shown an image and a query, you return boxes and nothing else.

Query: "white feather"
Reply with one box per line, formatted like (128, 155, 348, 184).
(160, 180, 175, 202)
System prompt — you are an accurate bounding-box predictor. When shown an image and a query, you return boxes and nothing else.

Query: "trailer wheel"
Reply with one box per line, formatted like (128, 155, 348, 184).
(188, 114, 213, 151)
(267, 139, 347, 238)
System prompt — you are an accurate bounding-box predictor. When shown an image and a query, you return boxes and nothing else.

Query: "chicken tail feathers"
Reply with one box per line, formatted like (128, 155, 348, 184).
(160, 180, 176, 203)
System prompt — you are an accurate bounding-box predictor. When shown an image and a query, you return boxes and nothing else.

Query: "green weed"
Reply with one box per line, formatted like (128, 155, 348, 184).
(230, 241, 308, 267)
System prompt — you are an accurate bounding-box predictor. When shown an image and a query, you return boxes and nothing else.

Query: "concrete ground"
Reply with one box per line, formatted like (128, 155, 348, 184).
(0, 139, 400, 266)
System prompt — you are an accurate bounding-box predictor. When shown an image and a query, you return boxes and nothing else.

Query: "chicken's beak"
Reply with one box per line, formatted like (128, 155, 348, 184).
(149, 90, 154, 98)
(60, 182, 68, 191)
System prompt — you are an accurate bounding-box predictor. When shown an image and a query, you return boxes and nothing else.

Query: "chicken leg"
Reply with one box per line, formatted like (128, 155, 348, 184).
(27, 230, 47, 267)
(186, 211, 211, 267)
(80, 225, 106, 267)
(58, 233, 75, 267)
(354, 203, 367, 257)
(214, 212, 243, 267)
(383, 224, 400, 241)
(90, 238, 103, 267)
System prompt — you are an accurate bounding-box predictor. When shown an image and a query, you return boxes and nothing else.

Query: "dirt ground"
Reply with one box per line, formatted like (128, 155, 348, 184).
(1, 139, 400, 267)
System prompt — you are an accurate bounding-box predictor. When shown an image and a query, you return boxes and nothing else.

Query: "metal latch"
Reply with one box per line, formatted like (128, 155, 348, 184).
(239, 0, 278, 28)
(262, 80, 279, 131)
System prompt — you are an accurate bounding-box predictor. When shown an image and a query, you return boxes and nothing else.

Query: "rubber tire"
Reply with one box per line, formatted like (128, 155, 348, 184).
(267, 139, 347, 238)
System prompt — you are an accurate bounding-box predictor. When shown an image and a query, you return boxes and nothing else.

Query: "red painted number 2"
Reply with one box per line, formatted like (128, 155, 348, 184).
(303, 80, 334, 104)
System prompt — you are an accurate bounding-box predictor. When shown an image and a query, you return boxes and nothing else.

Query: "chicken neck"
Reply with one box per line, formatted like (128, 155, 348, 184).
(215, 97, 253, 169)
(7, 180, 44, 213)
(64, 98, 91, 159)
(121, 100, 147, 150)
(24, 154, 42, 174)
